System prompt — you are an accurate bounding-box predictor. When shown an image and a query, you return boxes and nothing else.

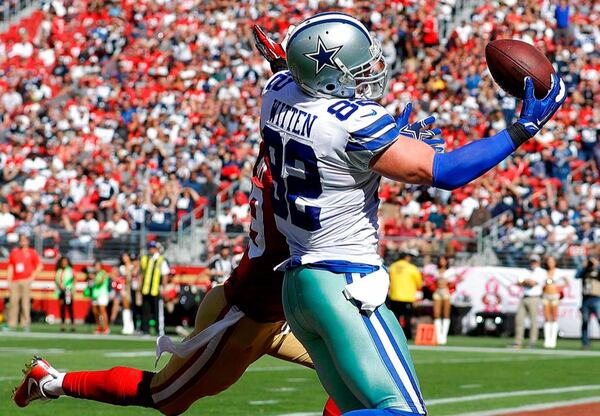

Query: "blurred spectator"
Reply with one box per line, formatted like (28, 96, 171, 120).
(208, 243, 235, 287)
(103, 211, 131, 239)
(70, 211, 100, 254)
(513, 254, 546, 349)
(576, 256, 600, 349)
(0, 202, 16, 253)
(6, 234, 41, 331)
(139, 241, 169, 335)
(387, 250, 422, 340)
(54, 256, 75, 332)
(95, 169, 119, 222)
(85, 261, 110, 335)
(225, 213, 244, 234)
(8, 29, 33, 59)
(554, 0, 571, 45)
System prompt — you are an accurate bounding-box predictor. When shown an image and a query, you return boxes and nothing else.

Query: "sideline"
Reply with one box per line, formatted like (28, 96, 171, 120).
(0, 331, 161, 342)
(450, 396, 600, 416)
(428, 385, 600, 406)
(412, 345, 600, 357)
(275, 387, 600, 416)
(5, 332, 600, 357)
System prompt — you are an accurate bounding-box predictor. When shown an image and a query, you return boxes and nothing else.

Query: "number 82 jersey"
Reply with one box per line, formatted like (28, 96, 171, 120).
(260, 71, 403, 268)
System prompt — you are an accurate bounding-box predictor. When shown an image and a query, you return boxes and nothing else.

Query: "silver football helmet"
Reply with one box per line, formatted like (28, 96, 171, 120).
(285, 12, 389, 100)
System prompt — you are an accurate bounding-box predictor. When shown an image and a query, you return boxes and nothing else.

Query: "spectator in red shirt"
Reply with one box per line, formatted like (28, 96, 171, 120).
(7, 234, 42, 331)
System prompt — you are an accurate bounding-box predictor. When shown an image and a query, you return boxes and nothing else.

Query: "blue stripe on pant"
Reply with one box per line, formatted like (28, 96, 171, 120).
(283, 265, 426, 414)
(348, 272, 426, 415)
(361, 314, 418, 414)
(374, 310, 426, 412)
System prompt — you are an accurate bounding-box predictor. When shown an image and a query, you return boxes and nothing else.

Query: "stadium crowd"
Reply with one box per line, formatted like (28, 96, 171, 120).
(0, 0, 598, 266)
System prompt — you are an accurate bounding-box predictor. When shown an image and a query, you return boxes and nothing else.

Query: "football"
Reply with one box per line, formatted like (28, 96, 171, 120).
(485, 39, 555, 99)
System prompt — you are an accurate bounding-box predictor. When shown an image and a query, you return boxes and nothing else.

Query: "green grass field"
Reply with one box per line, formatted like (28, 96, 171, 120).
(2, 325, 600, 416)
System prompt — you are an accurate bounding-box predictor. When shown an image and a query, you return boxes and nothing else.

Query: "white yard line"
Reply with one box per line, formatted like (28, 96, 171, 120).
(0, 347, 66, 354)
(412, 345, 600, 357)
(428, 385, 600, 406)
(4, 332, 600, 357)
(104, 351, 156, 357)
(450, 396, 600, 416)
(277, 413, 320, 416)
(249, 400, 279, 405)
(275, 396, 600, 416)
(247, 366, 310, 372)
(414, 355, 577, 365)
(0, 331, 162, 342)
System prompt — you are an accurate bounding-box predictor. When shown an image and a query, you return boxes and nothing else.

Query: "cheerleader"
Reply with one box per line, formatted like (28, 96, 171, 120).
(433, 255, 452, 345)
(115, 252, 136, 334)
(543, 255, 566, 348)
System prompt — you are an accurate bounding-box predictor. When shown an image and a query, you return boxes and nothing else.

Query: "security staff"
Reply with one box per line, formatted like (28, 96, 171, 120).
(140, 241, 170, 335)
(577, 255, 600, 349)
(387, 250, 422, 340)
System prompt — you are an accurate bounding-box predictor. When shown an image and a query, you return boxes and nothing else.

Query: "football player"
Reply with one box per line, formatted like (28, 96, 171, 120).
(11, 24, 443, 416)
(260, 12, 565, 415)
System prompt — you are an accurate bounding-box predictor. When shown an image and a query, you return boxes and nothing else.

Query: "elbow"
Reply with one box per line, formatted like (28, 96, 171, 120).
(432, 180, 460, 191)
(431, 169, 461, 191)
(405, 165, 434, 186)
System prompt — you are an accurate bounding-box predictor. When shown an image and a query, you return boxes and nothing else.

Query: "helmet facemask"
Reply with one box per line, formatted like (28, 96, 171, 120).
(336, 39, 389, 100)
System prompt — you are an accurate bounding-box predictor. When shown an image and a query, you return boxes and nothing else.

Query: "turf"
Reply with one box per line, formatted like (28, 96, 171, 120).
(2, 326, 600, 416)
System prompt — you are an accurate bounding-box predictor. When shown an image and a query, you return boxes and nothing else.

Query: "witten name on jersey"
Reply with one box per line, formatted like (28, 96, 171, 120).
(260, 71, 403, 267)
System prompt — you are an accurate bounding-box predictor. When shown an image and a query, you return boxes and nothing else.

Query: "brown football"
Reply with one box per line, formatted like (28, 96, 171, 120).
(485, 39, 555, 99)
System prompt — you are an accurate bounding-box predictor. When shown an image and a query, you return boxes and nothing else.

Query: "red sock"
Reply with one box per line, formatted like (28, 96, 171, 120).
(63, 367, 154, 407)
(323, 397, 342, 416)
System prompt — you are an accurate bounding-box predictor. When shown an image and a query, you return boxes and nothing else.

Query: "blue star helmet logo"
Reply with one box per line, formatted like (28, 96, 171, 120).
(304, 36, 343, 75)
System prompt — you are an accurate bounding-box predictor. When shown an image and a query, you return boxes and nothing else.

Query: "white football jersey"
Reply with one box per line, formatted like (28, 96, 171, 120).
(260, 71, 403, 267)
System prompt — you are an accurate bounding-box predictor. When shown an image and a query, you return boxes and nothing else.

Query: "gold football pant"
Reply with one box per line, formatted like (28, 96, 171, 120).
(150, 285, 313, 415)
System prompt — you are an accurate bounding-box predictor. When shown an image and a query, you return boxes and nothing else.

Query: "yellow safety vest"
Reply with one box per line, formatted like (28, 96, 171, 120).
(140, 254, 164, 296)
(388, 259, 423, 303)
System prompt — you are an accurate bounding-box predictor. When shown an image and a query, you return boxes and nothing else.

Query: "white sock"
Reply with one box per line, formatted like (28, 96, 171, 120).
(434, 319, 443, 345)
(551, 322, 559, 348)
(442, 319, 451, 345)
(42, 372, 65, 397)
(543, 322, 551, 348)
(122, 309, 134, 333)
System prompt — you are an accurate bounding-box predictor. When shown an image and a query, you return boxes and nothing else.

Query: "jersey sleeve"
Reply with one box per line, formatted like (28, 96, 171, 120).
(344, 103, 401, 171)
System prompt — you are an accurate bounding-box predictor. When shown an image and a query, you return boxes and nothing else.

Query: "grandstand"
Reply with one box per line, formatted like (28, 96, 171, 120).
(0, 0, 597, 272)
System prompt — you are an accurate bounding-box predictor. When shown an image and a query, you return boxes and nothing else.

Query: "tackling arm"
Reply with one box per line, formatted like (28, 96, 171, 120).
(372, 74, 566, 190)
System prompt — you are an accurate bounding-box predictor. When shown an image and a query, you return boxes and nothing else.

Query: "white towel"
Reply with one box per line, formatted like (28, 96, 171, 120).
(155, 306, 244, 367)
(342, 267, 389, 314)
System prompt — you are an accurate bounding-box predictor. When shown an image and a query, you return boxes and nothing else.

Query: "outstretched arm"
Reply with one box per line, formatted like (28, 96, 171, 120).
(372, 74, 567, 190)
(252, 25, 292, 74)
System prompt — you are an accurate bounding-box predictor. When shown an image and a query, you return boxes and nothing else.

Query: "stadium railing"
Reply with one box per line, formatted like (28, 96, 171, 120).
(380, 235, 479, 266)
(437, 0, 479, 42)
(491, 235, 591, 268)
(0, 224, 586, 268)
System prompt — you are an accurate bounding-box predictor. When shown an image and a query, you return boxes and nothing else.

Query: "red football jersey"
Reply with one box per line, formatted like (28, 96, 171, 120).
(223, 143, 289, 322)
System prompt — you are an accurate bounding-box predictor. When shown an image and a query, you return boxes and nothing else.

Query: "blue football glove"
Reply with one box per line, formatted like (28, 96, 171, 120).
(396, 103, 445, 153)
(517, 73, 566, 137)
